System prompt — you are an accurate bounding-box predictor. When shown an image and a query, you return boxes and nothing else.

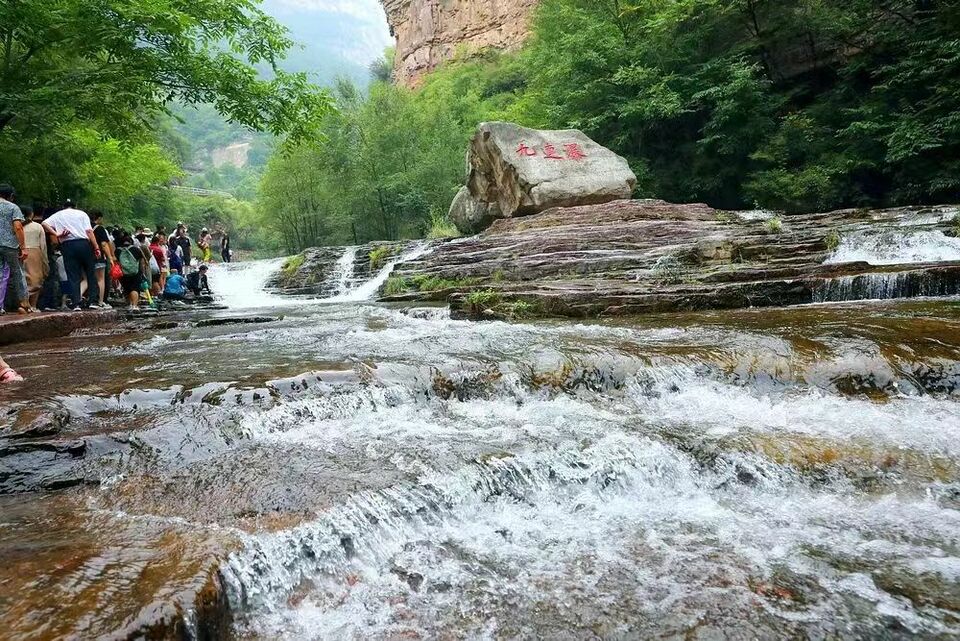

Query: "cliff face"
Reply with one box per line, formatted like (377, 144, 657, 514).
(381, 0, 538, 87)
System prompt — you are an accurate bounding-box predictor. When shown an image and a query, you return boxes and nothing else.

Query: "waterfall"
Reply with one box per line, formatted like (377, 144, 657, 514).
(813, 269, 960, 302)
(207, 258, 301, 310)
(333, 242, 432, 302)
(825, 230, 960, 265)
(327, 246, 358, 298)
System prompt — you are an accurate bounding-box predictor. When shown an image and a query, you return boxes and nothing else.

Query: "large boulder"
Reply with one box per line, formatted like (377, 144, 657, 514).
(450, 122, 637, 233)
(448, 186, 503, 235)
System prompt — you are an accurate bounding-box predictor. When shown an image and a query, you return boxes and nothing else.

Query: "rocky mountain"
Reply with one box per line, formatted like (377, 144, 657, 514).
(381, 0, 538, 86)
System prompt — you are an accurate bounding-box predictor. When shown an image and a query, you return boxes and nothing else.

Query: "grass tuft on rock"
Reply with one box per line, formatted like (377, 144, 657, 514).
(369, 246, 392, 271)
(825, 230, 841, 251)
(282, 254, 305, 273)
(466, 289, 501, 309)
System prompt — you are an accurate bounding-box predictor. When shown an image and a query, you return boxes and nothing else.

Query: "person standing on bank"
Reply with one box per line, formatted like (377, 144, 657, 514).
(0, 184, 32, 314)
(41, 202, 104, 310)
(21, 206, 49, 311)
(91, 211, 115, 308)
(220, 231, 232, 263)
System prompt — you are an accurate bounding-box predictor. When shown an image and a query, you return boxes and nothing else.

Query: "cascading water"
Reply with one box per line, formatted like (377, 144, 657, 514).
(208, 244, 426, 309)
(333, 242, 432, 302)
(813, 270, 960, 302)
(825, 229, 960, 265)
(328, 246, 358, 297)
(207, 258, 299, 309)
(5, 245, 960, 639)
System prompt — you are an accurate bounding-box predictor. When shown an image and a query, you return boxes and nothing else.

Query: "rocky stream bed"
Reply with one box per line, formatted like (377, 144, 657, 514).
(2, 201, 960, 640)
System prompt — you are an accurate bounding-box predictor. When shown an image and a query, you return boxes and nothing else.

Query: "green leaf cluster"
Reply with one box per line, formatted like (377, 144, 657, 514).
(0, 0, 330, 235)
(261, 0, 960, 246)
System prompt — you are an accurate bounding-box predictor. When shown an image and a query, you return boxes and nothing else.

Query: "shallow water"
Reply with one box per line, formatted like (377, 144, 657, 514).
(2, 261, 960, 640)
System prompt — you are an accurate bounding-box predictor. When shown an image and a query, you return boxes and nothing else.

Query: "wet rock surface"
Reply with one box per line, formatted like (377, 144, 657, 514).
(0, 309, 119, 346)
(269, 240, 422, 297)
(387, 199, 960, 318)
(3, 262, 960, 639)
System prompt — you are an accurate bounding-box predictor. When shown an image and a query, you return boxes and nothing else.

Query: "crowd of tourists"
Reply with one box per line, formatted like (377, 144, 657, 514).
(0, 183, 237, 382)
(0, 183, 234, 317)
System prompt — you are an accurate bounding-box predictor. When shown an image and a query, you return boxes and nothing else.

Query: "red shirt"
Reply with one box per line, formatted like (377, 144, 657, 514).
(150, 244, 167, 269)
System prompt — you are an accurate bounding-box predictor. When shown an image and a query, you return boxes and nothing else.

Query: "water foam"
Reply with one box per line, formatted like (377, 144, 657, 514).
(826, 230, 960, 266)
(333, 243, 432, 302)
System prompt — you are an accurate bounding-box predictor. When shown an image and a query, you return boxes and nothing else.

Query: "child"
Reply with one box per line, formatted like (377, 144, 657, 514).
(55, 251, 70, 310)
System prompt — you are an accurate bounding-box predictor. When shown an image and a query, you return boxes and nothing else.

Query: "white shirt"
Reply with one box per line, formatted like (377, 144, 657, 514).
(44, 208, 92, 242)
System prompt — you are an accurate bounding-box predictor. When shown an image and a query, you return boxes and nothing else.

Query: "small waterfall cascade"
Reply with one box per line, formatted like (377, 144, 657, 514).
(813, 269, 960, 302)
(334, 242, 432, 302)
(208, 258, 296, 309)
(825, 230, 960, 266)
(327, 246, 358, 298)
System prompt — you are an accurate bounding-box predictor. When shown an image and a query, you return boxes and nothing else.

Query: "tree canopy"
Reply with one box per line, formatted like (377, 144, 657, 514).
(0, 0, 331, 221)
(261, 0, 960, 253)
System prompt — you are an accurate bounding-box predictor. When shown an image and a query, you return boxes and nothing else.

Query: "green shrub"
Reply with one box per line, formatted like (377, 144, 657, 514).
(824, 230, 841, 251)
(765, 217, 783, 234)
(411, 274, 480, 292)
(282, 254, 305, 273)
(384, 276, 410, 296)
(369, 246, 392, 270)
(466, 289, 501, 308)
(506, 299, 542, 320)
(427, 209, 460, 240)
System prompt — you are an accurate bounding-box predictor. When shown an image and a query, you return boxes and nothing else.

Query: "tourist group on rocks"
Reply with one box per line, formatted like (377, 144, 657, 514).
(0, 182, 233, 383)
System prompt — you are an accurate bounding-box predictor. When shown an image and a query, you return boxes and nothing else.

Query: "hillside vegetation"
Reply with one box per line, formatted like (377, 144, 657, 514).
(260, 0, 960, 252)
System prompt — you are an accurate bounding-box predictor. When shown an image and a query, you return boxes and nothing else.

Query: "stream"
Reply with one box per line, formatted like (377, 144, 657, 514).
(1, 252, 960, 640)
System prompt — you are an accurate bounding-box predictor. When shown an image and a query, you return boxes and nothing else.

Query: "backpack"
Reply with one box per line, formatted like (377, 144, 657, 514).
(118, 247, 140, 277)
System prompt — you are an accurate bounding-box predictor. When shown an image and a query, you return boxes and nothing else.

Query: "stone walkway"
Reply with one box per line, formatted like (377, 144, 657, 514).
(0, 309, 118, 347)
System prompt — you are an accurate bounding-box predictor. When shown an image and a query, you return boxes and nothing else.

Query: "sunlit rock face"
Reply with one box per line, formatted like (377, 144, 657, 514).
(453, 121, 637, 232)
(381, 0, 539, 86)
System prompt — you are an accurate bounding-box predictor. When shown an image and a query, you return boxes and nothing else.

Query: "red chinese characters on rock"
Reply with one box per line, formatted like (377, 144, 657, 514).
(515, 142, 588, 161)
(516, 142, 537, 157)
(563, 143, 587, 161)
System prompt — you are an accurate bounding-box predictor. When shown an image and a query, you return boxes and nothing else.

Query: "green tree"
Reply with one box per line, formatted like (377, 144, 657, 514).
(0, 0, 332, 224)
(0, 0, 331, 140)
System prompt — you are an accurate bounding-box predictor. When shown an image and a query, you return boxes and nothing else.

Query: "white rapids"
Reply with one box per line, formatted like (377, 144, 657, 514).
(40, 246, 960, 640)
(206, 243, 432, 309)
(825, 229, 960, 266)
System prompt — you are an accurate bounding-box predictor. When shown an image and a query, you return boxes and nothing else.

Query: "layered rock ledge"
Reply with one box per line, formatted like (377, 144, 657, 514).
(382, 200, 960, 319)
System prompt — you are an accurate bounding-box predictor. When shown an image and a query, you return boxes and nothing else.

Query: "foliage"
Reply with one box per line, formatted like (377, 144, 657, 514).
(520, 0, 960, 212)
(505, 300, 542, 320)
(825, 231, 842, 251)
(465, 290, 501, 309)
(282, 254, 305, 273)
(0, 0, 329, 254)
(765, 217, 784, 234)
(369, 48, 396, 84)
(0, 0, 331, 143)
(384, 276, 409, 296)
(426, 209, 460, 240)
(368, 246, 392, 271)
